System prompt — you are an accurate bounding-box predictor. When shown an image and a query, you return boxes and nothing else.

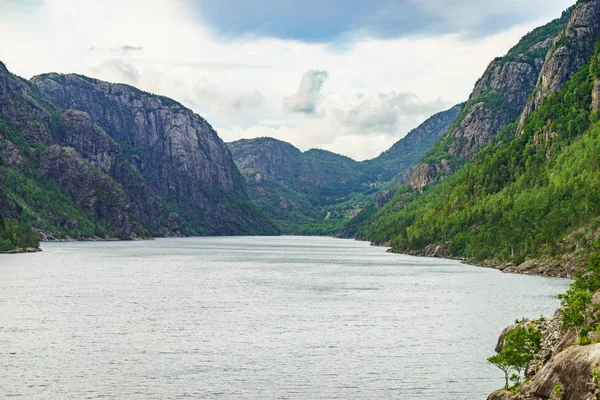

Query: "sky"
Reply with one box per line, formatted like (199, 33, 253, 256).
(0, 0, 575, 161)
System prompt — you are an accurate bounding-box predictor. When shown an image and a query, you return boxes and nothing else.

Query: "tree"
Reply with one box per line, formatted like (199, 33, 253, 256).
(488, 326, 542, 389)
(488, 353, 512, 389)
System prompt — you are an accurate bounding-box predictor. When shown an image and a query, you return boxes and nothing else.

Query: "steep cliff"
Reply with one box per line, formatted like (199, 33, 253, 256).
(32, 73, 277, 235)
(0, 61, 156, 240)
(0, 60, 277, 243)
(518, 0, 600, 133)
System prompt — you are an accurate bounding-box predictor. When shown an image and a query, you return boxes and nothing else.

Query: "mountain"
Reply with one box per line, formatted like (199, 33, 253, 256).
(351, 0, 600, 278)
(228, 138, 370, 234)
(0, 62, 277, 251)
(406, 9, 572, 191)
(32, 73, 278, 236)
(361, 103, 464, 183)
(227, 103, 461, 234)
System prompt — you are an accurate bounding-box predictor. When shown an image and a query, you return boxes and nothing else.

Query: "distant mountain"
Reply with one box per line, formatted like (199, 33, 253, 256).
(361, 103, 463, 183)
(0, 62, 277, 251)
(227, 103, 461, 234)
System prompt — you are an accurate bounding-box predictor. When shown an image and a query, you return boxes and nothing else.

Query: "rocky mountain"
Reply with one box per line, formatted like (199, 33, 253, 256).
(227, 103, 461, 234)
(407, 9, 572, 191)
(32, 73, 277, 236)
(0, 61, 277, 248)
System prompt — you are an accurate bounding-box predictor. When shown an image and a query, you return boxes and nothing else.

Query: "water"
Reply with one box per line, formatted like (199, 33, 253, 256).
(0, 236, 569, 399)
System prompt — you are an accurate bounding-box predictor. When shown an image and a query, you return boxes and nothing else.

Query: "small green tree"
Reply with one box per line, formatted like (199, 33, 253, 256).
(488, 326, 542, 389)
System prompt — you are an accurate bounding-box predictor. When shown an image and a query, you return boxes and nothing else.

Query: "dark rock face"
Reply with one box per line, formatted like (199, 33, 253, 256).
(0, 61, 54, 145)
(32, 73, 277, 235)
(448, 54, 545, 159)
(519, 0, 600, 132)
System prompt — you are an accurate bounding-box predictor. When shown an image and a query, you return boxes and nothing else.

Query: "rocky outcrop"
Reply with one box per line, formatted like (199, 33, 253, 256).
(32, 73, 277, 235)
(0, 61, 54, 145)
(518, 0, 600, 133)
(448, 54, 544, 159)
(489, 344, 600, 400)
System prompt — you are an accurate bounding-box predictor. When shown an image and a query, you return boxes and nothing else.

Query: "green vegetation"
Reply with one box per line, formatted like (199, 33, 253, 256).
(488, 326, 542, 390)
(0, 122, 111, 242)
(558, 251, 600, 341)
(553, 384, 566, 399)
(357, 43, 600, 267)
(0, 215, 39, 252)
(240, 167, 372, 235)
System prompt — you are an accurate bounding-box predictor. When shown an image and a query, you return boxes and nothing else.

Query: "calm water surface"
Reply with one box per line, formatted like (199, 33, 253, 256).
(0, 236, 569, 399)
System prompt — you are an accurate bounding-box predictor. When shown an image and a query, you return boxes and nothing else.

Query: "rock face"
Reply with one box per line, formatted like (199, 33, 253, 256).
(56, 110, 185, 237)
(0, 61, 276, 239)
(40, 145, 146, 239)
(32, 73, 277, 235)
(489, 344, 600, 400)
(519, 0, 600, 133)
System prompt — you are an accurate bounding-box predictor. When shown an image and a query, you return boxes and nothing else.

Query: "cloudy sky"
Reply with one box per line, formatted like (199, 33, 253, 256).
(0, 0, 574, 160)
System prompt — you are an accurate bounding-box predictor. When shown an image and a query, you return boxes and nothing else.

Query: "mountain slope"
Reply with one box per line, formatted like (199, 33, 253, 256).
(360, 103, 463, 183)
(32, 73, 278, 235)
(228, 138, 371, 234)
(353, 0, 600, 277)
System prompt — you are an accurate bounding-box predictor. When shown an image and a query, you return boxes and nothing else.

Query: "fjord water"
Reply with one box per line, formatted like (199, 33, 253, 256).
(0, 237, 568, 399)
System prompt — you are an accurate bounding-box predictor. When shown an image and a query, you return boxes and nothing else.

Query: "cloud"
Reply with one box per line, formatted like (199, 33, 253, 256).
(119, 45, 142, 53)
(333, 92, 447, 135)
(213, 90, 265, 119)
(0, 0, 576, 160)
(283, 69, 328, 114)
(92, 59, 140, 84)
(188, 0, 574, 43)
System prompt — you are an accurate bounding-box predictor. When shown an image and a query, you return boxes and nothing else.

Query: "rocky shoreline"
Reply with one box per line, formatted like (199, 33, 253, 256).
(0, 247, 42, 254)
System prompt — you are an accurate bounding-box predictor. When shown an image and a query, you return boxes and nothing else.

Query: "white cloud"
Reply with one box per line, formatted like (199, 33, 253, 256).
(0, 0, 575, 160)
(333, 92, 447, 135)
(282, 69, 329, 114)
